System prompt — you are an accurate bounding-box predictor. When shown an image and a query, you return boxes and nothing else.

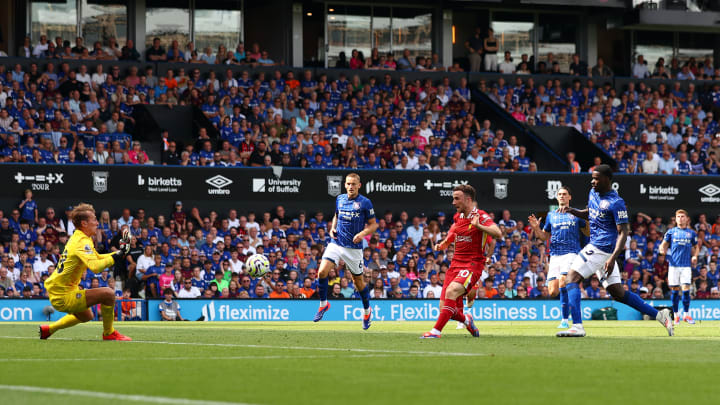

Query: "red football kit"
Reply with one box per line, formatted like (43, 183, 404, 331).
(441, 208, 494, 298)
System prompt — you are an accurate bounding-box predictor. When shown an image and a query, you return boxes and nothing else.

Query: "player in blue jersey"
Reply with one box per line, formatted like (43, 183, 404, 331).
(314, 173, 378, 329)
(557, 165, 674, 337)
(658, 209, 698, 325)
(528, 185, 587, 329)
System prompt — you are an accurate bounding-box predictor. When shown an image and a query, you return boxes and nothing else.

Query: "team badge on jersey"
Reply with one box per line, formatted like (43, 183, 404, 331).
(84, 244, 92, 254)
(353, 202, 360, 209)
(600, 200, 610, 209)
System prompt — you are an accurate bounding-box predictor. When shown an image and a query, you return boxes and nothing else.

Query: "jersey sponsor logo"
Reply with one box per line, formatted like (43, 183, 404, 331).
(365, 180, 416, 194)
(493, 178, 509, 199)
(137, 175, 183, 193)
(91, 171, 109, 193)
(13, 171, 64, 191)
(327, 175, 342, 197)
(546, 180, 562, 200)
(206, 175, 233, 195)
(639, 184, 679, 201)
(699, 184, 720, 203)
(456, 235, 472, 242)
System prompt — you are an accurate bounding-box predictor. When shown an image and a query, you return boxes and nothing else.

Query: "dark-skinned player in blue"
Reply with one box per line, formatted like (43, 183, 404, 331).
(556, 165, 674, 337)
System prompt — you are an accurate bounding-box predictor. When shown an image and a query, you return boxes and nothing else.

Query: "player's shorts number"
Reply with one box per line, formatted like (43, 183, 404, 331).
(458, 269, 470, 278)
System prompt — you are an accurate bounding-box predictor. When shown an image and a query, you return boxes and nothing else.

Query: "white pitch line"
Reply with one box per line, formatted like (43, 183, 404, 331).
(0, 384, 253, 405)
(0, 335, 484, 357)
(0, 353, 429, 362)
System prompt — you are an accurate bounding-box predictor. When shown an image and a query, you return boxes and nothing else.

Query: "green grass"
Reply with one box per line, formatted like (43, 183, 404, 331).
(1, 321, 719, 405)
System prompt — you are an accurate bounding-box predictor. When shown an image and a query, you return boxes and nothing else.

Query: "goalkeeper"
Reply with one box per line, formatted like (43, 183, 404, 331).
(40, 203, 132, 341)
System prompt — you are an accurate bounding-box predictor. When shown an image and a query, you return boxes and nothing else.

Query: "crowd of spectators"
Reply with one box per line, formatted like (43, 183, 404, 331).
(3, 34, 720, 173)
(2, 194, 719, 304)
(481, 74, 720, 174)
(0, 52, 540, 171)
(16, 35, 278, 67)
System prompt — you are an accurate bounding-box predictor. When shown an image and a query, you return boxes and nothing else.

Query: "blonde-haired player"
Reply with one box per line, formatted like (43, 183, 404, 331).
(40, 203, 132, 341)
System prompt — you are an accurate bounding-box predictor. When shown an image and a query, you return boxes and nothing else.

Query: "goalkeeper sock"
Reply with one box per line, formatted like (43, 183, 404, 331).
(318, 277, 328, 306)
(48, 314, 82, 334)
(359, 284, 370, 310)
(620, 291, 658, 318)
(671, 290, 679, 314)
(566, 283, 583, 325)
(560, 286, 569, 321)
(101, 304, 115, 336)
(682, 290, 691, 313)
(433, 299, 457, 333)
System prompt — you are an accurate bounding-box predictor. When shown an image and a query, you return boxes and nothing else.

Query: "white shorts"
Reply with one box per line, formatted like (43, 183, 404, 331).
(548, 253, 577, 282)
(322, 242, 364, 275)
(668, 266, 691, 286)
(570, 244, 621, 288)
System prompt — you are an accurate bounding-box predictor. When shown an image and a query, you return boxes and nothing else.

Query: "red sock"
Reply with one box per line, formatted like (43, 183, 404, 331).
(433, 299, 456, 332)
(452, 296, 466, 323)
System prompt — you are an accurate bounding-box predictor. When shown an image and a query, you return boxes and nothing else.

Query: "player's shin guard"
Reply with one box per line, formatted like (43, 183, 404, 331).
(433, 299, 457, 333)
(452, 296, 466, 324)
(671, 290, 680, 314)
(566, 283, 583, 325)
(48, 314, 82, 334)
(682, 290, 691, 313)
(620, 291, 658, 318)
(318, 277, 329, 305)
(560, 286, 569, 320)
(359, 284, 371, 310)
(101, 304, 115, 336)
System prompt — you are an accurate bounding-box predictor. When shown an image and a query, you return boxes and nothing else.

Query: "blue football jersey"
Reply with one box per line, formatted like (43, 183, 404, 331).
(543, 211, 585, 256)
(587, 189, 628, 254)
(663, 227, 697, 267)
(334, 194, 375, 250)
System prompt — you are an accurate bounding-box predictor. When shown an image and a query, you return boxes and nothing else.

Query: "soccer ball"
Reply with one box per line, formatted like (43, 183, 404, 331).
(245, 254, 270, 278)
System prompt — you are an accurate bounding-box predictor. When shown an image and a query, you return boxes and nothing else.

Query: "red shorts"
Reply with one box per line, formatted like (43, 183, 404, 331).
(440, 261, 485, 300)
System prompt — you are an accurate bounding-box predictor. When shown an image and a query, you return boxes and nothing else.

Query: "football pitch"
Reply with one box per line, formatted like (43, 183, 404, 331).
(1, 321, 719, 405)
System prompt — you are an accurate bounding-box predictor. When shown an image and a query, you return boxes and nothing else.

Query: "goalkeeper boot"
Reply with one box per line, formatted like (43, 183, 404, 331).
(103, 330, 132, 341)
(313, 302, 331, 322)
(39, 325, 52, 340)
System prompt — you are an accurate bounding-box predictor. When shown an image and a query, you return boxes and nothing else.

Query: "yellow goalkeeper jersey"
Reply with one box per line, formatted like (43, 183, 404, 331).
(44, 229, 115, 296)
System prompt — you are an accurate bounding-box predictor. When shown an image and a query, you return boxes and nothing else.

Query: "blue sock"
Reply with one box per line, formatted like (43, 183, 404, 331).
(682, 290, 691, 313)
(359, 284, 370, 310)
(318, 277, 328, 302)
(671, 290, 680, 313)
(560, 287, 569, 320)
(566, 283, 582, 325)
(620, 291, 658, 318)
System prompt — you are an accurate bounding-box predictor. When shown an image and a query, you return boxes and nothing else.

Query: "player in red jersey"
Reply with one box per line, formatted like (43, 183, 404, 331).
(421, 185, 502, 339)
